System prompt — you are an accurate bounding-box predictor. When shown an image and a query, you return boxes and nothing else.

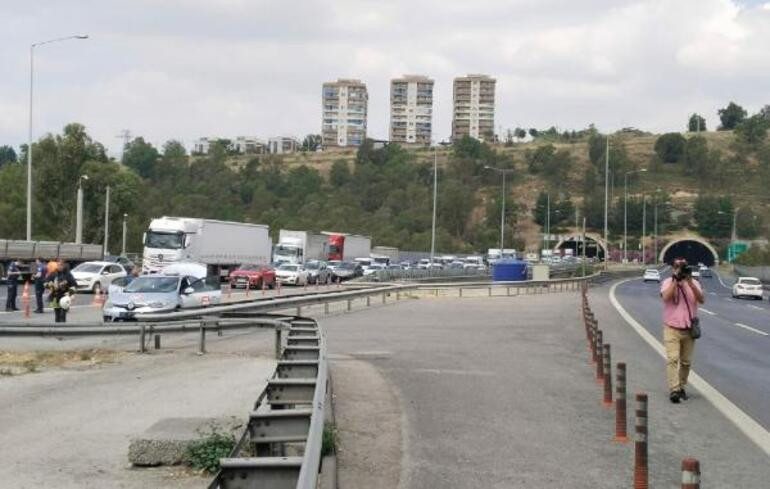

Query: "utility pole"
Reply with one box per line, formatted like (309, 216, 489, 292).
(603, 135, 609, 266)
(430, 146, 437, 267)
(116, 129, 131, 163)
(103, 185, 110, 258)
(654, 195, 658, 265)
(582, 217, 586, 277)
(75, 175, 88, 244)
(641, 195, 646, 265)
(544, 193, 550, 251)
(121, 213, 128, 256)
(624, 169, 647, 263)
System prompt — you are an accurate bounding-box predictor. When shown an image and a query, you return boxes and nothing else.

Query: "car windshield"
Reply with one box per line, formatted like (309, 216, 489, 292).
(73, 263, 103, 274)
(305, 262, 320, 269)
(145, 231, 184, 250)
(124, 276, 179, 293)
(274, 245, 298, 256)
(645, 269, 659, 274)
(278, 264, 298, 271)
(237, 264, 260, 271)
(740, 278, 761, 285)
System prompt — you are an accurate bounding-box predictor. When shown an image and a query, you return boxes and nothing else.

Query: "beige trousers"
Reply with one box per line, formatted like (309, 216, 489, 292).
(664, 325, 695, 392)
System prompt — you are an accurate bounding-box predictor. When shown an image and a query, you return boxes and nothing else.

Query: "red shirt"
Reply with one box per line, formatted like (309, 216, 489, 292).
(660, 277, 701, 329)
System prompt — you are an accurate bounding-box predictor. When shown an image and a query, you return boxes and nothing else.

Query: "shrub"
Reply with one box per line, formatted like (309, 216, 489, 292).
(187, 425, 235, 474)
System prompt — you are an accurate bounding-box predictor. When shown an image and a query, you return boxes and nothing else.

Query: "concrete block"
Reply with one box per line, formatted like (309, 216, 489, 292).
(128, 416, 243, 466)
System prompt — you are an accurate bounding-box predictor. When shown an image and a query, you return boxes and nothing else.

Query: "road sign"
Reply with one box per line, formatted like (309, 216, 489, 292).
(727, 242, 748, 263)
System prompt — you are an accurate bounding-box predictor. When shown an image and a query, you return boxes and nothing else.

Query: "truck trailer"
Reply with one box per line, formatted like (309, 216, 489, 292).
(272, 230, 327, 265)
(323, 232, 371, 262)
(142, 217, 271, 278)
(1, 239, 103, 278)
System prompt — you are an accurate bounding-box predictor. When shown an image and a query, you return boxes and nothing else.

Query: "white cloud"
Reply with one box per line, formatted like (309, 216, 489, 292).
(0, 0, 769, 154)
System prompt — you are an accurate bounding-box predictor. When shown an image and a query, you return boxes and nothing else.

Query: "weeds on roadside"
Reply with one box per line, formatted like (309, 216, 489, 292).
(186, 424, 235, 474)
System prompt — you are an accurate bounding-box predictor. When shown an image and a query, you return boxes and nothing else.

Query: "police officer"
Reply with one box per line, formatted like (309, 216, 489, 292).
(5, 260, 21, 312)
(33, 257, 47, 313)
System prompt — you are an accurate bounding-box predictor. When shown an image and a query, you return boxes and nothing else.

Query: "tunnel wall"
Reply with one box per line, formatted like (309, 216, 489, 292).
(659, 238, 719, 267)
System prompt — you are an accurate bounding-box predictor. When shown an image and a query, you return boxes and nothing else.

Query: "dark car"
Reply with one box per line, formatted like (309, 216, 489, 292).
(332, 261, 363, 281)
(304, 260, 331, 285)
(105, 255, 136, 274)
(229, 264, 276, 290)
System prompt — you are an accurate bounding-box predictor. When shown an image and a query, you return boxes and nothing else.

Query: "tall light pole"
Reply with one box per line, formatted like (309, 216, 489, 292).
(121, 213, 128, 256)
(430, 146, 438, 266)
(624, 169, 647, 263)
(75, 174, 89, 244)
(27, 34, 89, 241)
(641, 195, 646, 264)
(103, 185, 110, 258)
(582, 217, 587, 276)
(603, 135, 610, 265)
(544, 192, 550, 250)
(484, 166, 515, 251)
(653, 188, 661, 265)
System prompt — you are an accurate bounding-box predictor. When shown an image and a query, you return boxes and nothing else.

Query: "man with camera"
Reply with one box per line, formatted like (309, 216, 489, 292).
(660, 258, 704, 403)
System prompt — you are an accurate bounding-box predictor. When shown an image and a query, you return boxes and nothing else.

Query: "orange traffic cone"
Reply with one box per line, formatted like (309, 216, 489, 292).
(92, 284, 103, 307)
(22, 281, 30, 318)
(262, 279, 266, 295)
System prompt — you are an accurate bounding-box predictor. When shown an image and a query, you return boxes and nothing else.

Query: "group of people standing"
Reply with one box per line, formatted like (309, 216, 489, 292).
(4, 258, 77, 322)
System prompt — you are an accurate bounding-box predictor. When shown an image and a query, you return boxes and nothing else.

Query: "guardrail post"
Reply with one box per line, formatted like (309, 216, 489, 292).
(506, 286, 510, 296)
(275, 327, 282, 359)
(681, 458, 700, 489)
(488, 286, 492, 297)
(154, 334, 161, 350)
(347, 299, 352, 312)
(324, 302, 329, 315)
(634, 393, 649, 489)
(459, 287, 463, 298)
(296, 305, 302, 317)
(198, 321, 206, 355)
(614, 362, 628, 442)
(382, 293, 386, 305)
(396, 290, 400, 301)
(139, 324, 146, 353)
(595, 331, 604, 380)
(366, 295, 371, 307)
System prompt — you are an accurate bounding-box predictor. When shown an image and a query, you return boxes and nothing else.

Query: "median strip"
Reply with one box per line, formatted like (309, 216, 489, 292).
(734, 323, 768, 336)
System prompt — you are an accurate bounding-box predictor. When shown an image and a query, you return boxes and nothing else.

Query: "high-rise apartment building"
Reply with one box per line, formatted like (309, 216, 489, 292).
(451, 74, 496, 142)
(390, 75, 434, 145)
(322, 79, 368, 147)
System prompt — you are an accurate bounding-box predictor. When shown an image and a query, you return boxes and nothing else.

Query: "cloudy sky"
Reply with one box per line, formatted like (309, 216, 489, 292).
(1, 0, 769, 155)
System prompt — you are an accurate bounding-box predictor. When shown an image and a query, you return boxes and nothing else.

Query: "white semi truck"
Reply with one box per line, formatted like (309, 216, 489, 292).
(272, 230, 327, 265)
(142, 217, 271, 278)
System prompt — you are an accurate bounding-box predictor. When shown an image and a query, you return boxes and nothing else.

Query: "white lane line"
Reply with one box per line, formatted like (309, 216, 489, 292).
(709, 292, 717, 296)
(609, 279, 770, 456)
(748, 305, 764, 311)
(700, 308, 716, 316)
(715, 270, 732, 290)
(726, 298, 734, 302)
(734, 322, 769, 336)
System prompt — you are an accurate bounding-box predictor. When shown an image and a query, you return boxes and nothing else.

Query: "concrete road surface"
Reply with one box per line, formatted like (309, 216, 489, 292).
(324, 291, 769, 488)
(614, 269, 770, 429)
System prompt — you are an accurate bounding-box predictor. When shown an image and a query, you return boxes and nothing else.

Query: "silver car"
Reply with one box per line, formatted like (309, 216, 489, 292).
(103, 274, 221, 321)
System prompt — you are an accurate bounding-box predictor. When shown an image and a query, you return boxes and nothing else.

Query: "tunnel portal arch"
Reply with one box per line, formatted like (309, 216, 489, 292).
(555, 234, 607, 261)
(660, 238, 719, 267)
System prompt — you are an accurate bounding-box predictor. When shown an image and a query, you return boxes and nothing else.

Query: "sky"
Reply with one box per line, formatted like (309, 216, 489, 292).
(1, 0, 770, 156)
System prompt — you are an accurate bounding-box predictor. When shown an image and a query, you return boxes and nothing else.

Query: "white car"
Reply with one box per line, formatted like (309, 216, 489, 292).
(275, 263, 309, 286)
(71, 261, 127, 294)
(363, 263, 386, 276)
(732, 277, 764, 300)
(642, 269, 661, 282)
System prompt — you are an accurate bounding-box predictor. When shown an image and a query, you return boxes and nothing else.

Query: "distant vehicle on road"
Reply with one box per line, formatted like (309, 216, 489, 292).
(698, 265, 711, 278)
(304, 260, 331, 284)
(228, 264, 276, 290)
(371, 246, 399, 264)
(323, 232, 371, 262)
(732, 277, 764, 300)
(104, 255, 136, 274)
(142, 217, 271, 279)
(332, 261, 363, 281)
(363, 263, 386, 276)
(272, 230, 327, 265)
(643, 269, 661, 283)
(103, 272, 221, 321)
(71, 261, 127, 294)
(275, 263, 309, 286)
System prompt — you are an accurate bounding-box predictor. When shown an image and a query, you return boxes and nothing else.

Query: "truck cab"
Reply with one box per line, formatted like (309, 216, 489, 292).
(142, 218, 196, 274)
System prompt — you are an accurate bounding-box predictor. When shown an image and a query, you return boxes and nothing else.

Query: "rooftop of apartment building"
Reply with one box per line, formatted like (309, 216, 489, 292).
(391, 74, 434, 83)
(323, 78, 367, 88)
(453, 73, 496, 82)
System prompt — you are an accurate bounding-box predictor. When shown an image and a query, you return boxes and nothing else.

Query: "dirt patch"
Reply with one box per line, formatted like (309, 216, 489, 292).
(0, 349, 123, 376)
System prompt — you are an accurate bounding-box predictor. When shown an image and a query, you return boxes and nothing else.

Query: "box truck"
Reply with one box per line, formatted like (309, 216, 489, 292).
(142, 217, 271, 278)
(371, 246, 399, 265)
(272, 230, 327, 265)
(323, 232, 371, 262)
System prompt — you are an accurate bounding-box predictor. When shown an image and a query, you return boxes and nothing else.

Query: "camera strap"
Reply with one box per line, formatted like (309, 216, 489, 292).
(677, 283, 695, 327)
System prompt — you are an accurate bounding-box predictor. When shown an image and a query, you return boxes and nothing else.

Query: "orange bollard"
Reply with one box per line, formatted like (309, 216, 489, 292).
(92, 283, 103, 307)
(262, 279, 266, 295)
(681, 458, 700, 489)
(633, 393, 649, 489)
(22, 281, 30, 318)
(614, 363, 629, 442)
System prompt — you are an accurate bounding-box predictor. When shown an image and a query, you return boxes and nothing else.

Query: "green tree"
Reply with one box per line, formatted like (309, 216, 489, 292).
(329, 160, 351, 188)
(654, 133, 686, 163)
(693, 195, 733, 238)
(302, 134, 322, 151)
(525, 144, 555, 173)
(122, 137, 159, 179)
(735, 207, 761, 239)
(515, 128, 527, 140)
(688, 114, 707, 132)
(718, 102, 747, 130)
(734, 114, 770, 146)
(0, 145, 17, 167)
(588, 133, 606, 166)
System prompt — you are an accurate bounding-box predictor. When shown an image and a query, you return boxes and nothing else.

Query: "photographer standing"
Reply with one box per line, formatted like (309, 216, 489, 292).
(660, 258, 704, 403)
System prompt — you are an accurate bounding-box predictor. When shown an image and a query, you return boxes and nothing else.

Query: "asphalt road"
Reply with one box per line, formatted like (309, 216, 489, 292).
(324, 293, 769, 488)
(614, 269, 770, 429)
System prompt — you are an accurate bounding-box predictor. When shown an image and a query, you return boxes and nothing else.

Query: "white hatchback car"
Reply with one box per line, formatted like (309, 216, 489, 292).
(732, 277, 764, 300)
(642, 269, 661, 282)
(71, 261, 127, 294)
(275, 263, 309, 286)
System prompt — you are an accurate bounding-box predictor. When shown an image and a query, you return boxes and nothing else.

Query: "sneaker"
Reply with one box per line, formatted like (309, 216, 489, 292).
(669, 391, 681, 404)
(678, 388, 688, 401)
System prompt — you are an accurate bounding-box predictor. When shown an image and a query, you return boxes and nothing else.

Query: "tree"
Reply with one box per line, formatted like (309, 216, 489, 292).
(653, 133, 686, 163)
(682, 136, 708, 176)
(302, 134, 322, 152)
(759, 104, 770, 121)
(688, 114, 707, 132)
(329, 160, 350, 188)
(525, 145, 555, 174)
(734, 114, 770, 146)
(718, 102, 747, 130)
(693, 195, 733, 238)
(122, 137, 159, 179)
(0, 145, 17, 167)
(515, 128, 527, 140)
(528, 128, 539, 138)
(588, 133, 607, 167)
(735, 207, 761, 239)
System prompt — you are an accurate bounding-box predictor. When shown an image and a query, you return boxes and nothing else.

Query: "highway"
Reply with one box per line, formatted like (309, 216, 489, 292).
(613, 269, 770, 429)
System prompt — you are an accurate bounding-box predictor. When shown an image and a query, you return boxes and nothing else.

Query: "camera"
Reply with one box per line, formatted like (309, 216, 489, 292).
(674, 264, 692, 281)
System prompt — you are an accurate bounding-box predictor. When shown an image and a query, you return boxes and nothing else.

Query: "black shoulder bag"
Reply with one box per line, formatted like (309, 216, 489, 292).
(679, 284, 701, 339)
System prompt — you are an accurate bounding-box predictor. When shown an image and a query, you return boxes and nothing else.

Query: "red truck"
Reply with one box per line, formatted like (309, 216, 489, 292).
(322, 232, 371, 262)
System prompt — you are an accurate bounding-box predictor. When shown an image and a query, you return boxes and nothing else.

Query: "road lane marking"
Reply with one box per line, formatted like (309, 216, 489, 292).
(708, 292, 717, 296)
(699, 308, 716, 316)
(734, 322, 769, 336)
(748, 305, 764, 311)
(726, 298, 734, 302)
(715, 270, 732, 289)
(609, 278, 770, 456)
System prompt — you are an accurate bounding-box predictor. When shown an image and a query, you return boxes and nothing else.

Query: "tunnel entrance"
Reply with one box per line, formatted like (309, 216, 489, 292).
(556, 236, 606, 261)
(660, 239, 718, 267)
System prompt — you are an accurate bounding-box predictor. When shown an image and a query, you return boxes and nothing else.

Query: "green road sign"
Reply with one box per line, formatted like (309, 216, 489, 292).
(727, 242, 749, 263)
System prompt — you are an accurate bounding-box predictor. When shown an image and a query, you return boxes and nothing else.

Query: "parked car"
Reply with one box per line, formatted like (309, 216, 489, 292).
(71, 261, 127, 294)
(642, 269, 661, 283)
(304, 260, 331, 284)
(388, 264, 403, 271)
(103, 273, 221, 321)
(698, 265, 711, 278)
(104, 255, 136, 274)
(275, 263, 309, 286)
(229, 263, 275, 290)
(332, 261, 363, 281)
(732, 277, 764, 300)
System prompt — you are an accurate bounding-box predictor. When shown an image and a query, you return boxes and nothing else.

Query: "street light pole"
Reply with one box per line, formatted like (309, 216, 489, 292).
(654, 195, 658, 265)
(545, 192, 550, 250)
(484, 166, 515, 252)
(26, 35, 89, 241)
(624, 169, 647, 263)
(641, 195, 646, 264)
(75, 174, 89, 244)
(603, 135, 609, 265)
(430, 146, 437, 266)
(103, 185, 110, 258)
(582, 217, 586, 276)
(122, 213, 128, 256)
